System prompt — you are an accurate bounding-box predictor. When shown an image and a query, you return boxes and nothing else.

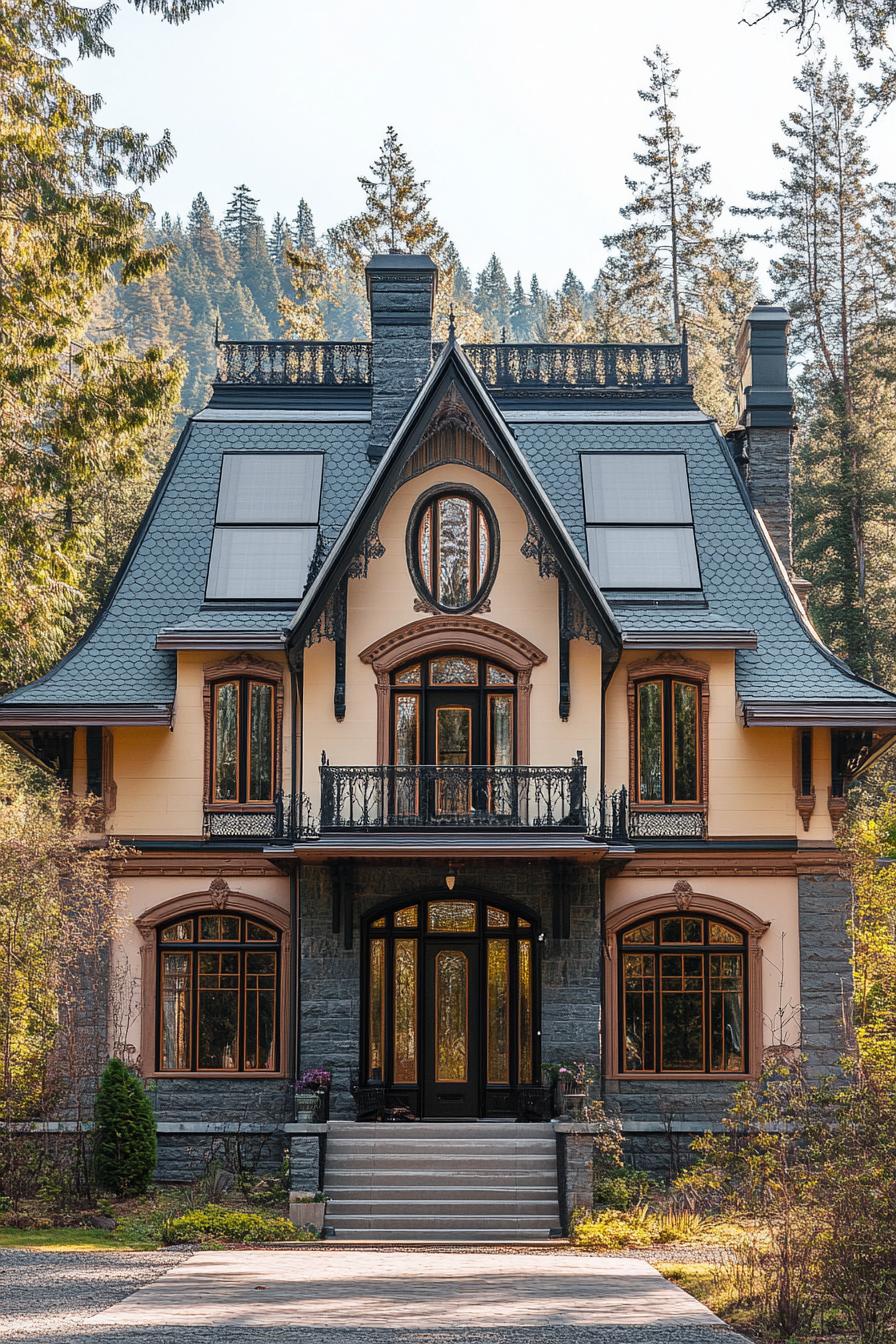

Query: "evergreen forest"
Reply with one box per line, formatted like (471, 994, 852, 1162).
(4, 4, 896, 703)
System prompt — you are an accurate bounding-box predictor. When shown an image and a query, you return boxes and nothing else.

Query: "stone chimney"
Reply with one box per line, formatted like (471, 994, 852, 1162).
(733, 302, 796, 571)
(366, 255, 438, 462)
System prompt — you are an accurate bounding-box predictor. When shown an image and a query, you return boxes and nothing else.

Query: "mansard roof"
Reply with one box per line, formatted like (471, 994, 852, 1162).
(1, 335, 894, 727)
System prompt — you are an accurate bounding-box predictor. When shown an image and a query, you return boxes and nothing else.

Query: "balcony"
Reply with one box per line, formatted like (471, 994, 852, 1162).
(319, 761, 593, 832)
(202, 765, 629, 844)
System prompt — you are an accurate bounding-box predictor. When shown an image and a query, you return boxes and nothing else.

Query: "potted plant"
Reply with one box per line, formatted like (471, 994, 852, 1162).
(294, 1069, 331, 1122)
(288, 1190, 326, 1235)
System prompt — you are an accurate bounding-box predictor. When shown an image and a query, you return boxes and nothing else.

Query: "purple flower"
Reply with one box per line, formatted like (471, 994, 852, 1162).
(297, 1068, 331, 1092)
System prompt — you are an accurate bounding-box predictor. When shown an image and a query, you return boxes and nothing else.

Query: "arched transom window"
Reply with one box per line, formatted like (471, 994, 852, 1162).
(158, 912, 280, 1073)
(408, 486, 498, 614)
(619, 913, 746, 1075)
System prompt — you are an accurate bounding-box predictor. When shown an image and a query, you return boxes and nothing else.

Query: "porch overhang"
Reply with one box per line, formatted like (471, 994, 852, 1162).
(264, 832, 631, 862)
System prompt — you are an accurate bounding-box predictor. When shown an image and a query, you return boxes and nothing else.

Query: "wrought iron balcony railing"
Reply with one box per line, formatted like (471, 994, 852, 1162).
(212, 336, 688, 391)
(204, 794, 319, 842)
(215, 339, 372, 386)
(437, 339, 689, 390)
(627, 809, 706, 840)
(320, 760, 590, 832)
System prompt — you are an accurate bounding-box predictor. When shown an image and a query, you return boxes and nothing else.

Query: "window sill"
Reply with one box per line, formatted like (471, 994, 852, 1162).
(148, 1070, 287, 1080)
(607, 1070, 756, 1082)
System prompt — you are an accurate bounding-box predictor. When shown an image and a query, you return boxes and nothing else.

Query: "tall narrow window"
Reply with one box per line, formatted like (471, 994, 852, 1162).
(634, 676, 702, 806)
(619, 915, 746, 1075)
(157, 913, 281, 1073)
(210, 676, 276, 806)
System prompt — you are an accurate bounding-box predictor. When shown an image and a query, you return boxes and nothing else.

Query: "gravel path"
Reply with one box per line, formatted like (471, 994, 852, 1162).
(0, 1247, 752, 1343)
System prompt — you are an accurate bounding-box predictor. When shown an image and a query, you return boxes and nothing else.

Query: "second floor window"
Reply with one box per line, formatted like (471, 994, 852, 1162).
(635, 676, 700, 805)
(212, 678, 275, 805)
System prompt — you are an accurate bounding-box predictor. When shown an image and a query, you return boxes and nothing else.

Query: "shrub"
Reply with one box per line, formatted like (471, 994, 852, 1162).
(161, 1203, 312, 1244)
(593, 1165, 651, 1210)
(570, 1206, 704, 1251)
(93, 1058, 157, 1197)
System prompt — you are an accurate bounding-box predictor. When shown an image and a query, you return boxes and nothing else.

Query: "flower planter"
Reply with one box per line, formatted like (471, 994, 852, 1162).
(294, 1091, 322, 1123)
(289, 1195, 326, 1234)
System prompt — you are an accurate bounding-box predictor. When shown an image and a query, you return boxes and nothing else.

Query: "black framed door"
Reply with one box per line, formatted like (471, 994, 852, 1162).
(423, 940, 480, 1118)
(361, 895, 540, 1121)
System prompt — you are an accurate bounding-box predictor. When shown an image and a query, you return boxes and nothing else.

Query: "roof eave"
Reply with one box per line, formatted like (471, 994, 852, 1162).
(0, 703, 173, 727)
(622, 630, 758, 651)
(156, 629, 285, 651)
(742, 700, 896, 728)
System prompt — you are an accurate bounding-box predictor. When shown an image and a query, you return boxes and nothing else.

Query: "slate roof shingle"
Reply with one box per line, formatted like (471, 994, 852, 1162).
(2, 380, 893, 715)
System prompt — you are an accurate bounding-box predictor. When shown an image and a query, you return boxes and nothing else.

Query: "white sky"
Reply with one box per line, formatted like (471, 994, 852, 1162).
(75, 0, 894, 292)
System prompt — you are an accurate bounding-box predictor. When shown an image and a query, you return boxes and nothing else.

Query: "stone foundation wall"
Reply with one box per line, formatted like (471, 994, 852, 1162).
(299, 861, 601, 1117)
(798, 873, 853, 1078)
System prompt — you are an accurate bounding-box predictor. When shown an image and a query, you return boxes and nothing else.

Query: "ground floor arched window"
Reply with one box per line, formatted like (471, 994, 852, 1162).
(619, 912, 746, 1074)
(158, 911, 281, 1073)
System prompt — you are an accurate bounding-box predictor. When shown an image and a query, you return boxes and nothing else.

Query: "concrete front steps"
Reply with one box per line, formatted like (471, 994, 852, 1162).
(323, 1121, 561, 1242)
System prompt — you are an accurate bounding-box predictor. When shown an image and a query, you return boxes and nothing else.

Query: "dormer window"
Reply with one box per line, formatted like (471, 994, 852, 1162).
(408, 485, 498, 614)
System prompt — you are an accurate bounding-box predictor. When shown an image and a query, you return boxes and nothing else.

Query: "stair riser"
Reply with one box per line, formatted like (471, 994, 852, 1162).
(326, 1124, 553, 1138)
(326, 1177, 558, 1192)
(327, 1200, 559, 1215)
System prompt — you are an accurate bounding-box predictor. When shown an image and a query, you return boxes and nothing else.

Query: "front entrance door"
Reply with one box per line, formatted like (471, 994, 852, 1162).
(361, 895, 540, 1120)
(423, 940, 480, 1118)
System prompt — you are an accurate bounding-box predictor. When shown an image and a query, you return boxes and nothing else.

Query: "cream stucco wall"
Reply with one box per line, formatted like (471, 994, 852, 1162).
(107, 650, 292, 837)
(604, 649, 833, 841)
(605, 874, 802, 1048)
(300, 462, 602, 810)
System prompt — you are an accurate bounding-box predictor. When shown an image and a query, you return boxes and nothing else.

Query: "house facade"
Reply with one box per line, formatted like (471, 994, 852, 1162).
(3, 256, 896, 1225)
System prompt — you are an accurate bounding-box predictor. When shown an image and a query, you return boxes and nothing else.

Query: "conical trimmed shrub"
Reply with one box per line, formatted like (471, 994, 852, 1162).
(94, 1058, 157, 1196)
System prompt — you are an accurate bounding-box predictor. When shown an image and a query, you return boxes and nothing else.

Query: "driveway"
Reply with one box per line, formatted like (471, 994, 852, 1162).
(3, 1246, 753, 1342)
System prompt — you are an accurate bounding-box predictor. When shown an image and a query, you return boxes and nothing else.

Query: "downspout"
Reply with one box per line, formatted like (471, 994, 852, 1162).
(289, 655, 303, 1082)
(598, 653, 618, 1101)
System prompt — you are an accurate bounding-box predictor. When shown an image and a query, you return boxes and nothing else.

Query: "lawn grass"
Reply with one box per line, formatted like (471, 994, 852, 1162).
(0, 1223, 162, 1251)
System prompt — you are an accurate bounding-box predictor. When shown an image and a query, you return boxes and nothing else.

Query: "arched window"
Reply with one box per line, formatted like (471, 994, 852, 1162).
(157, 912, 280, 1073)
(618, 912, 746, 1075)
(408, 486, 498, 614)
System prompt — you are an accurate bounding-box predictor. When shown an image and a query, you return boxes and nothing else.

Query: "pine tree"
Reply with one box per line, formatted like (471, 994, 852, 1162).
(94, 1058, 157, 1197)
(268, 212, 292, 266)
(753, 1, 896, 112)
(742, 59, 896, 680)
(222, 184, 262, 261)
(510, 273, 531, 340)
(599, 46, 755, 423)
(0, 0, 192, 688)
(475, 255, 512, 337)
(329, 127, 451, 272)
(293, 199, 317, 251)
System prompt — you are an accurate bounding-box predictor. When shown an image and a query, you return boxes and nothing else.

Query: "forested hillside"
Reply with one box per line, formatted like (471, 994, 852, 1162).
(5, 5, 896, 699)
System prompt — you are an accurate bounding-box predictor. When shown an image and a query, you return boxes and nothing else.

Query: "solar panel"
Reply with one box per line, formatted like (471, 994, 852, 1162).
(582, 453, 691, 523)
(215, 454, 323, 524)
(206, 527, 318, 601)
(586, 525, 701, 590)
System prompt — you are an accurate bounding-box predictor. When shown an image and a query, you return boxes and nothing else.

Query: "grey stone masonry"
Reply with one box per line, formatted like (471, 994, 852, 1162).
(288, 1130, 323, 1192)
(555, 1124, 595, 1228)
(735, 302, 795, 570)
(798, 873, 853, 1079)
(299, 860, 601, 1117)
(366, 254, 437, 461)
